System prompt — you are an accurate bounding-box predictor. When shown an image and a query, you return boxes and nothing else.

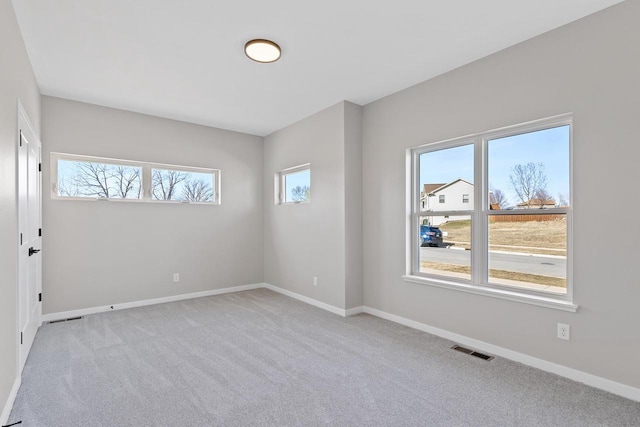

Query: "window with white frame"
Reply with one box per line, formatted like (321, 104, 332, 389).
(439, 195, 445, 203)
(51, 153, 220, 204)
(276, 164, 310, 204)
(410, 115, 572, 301)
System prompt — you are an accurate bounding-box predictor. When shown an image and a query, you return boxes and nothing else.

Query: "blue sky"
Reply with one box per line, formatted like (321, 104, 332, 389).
(420, 125, 570, 207)
(285, 169, 311, 198)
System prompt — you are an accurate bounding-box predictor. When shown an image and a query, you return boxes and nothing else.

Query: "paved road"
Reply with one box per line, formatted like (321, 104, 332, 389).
(421, 247, 566, 277)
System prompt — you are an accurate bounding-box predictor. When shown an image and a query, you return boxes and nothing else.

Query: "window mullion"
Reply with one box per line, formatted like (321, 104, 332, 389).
(472, 137, 485, 285)
(142, 164, 152, 200)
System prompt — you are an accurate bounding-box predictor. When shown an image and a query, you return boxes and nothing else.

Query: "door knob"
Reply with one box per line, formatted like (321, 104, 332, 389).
(28, 247, 40, 256)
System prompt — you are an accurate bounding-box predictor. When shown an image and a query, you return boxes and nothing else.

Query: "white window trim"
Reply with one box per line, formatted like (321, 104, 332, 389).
(406, 114, 576, 312)
(276, 163, 311, 205)
(50, 152, 221, 205)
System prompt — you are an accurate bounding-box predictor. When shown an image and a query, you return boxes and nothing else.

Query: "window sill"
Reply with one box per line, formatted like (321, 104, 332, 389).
(401, 275, 578, 312)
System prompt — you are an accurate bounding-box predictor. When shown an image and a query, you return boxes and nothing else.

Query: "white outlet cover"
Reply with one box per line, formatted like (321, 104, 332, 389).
(557, 323, 570, 340)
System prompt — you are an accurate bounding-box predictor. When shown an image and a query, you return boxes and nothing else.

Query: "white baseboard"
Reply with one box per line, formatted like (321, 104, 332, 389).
(263, 283, 349, 317)
(345, 306, 364, 316)
(0, 377, 20, 426)
(42, 283, 265, 322)
(362, 306, 640, 403)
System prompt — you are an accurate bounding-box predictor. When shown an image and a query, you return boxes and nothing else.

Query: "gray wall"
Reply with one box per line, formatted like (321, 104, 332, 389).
(344, 102, 363, 309)
(362, 0, 640, 388)
(41, 96, 264, 314)
(264, 102, 347, 309)
(0, 0, 41, 417)
(263, 101, 363, 310)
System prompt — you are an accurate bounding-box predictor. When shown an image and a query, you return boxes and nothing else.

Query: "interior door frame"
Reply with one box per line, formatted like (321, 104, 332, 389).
(16, 99, 42, 376)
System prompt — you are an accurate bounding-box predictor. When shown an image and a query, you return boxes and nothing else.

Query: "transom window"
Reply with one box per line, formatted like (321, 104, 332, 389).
(51, 153, 220, 204)
(410, 115, 572, 303)
(276, 164, 311, 205)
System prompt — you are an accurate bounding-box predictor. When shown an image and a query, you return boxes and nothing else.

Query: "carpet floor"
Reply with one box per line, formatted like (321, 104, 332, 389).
(8, 289, 640, 426)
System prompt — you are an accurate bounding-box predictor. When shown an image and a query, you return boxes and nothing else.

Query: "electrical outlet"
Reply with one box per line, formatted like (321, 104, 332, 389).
(557, 323, 570, 340)
(173, 273, 180, 283)
(313, 276, 318, 286)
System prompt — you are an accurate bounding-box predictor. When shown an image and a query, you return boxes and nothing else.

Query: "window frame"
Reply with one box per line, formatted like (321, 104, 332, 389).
(407, 114, 575, 311)
(438, 194, 445, 203)
(276, 163, 311, 205)
(50, 152, 221, 205)
(462, 194, 469, 203)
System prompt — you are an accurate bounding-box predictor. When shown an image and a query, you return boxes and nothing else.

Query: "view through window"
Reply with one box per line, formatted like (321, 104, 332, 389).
(279, 165, 311, 204)
(413, 119, 571, 297)
(53, 154, 220, 204)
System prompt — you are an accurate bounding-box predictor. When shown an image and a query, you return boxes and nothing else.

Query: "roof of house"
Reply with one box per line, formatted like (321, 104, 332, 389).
(422, 183, 446, 195)
(426, 178, 473, 195)
(516, 199, 556, 207)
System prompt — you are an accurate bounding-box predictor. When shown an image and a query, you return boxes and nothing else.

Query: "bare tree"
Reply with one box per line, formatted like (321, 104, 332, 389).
(291, 185, 310, 202)
(557, 193, 569, 207)
(533, 189, 554, 208)
(182, 179, 214, 202)
(57, 177, 80, 197)
(64, 162, 141, 199)
(509, 162, 548, 208)
(489, 188, 508, 209)
(152, 170, 187, 200)
(113, 166, 141, 198)
(73, 162, 111, 197)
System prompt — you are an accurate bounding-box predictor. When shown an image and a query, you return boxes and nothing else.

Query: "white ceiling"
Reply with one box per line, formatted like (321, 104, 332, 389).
(12, 0, 623, 136)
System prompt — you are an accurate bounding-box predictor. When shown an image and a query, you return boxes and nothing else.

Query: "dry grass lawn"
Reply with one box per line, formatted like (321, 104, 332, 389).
(439, 219, 566, 256)
(421, 261, 567, 288)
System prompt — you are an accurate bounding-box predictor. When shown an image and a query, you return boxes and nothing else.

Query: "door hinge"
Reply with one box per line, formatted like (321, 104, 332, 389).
(39, 293, 42, 302)
(20, 332, 23, 345)
(20, 233, 22, 245)
(39, 163, 42, 172)
(19, 131, 22, 147)
(39, 228, 42, 237)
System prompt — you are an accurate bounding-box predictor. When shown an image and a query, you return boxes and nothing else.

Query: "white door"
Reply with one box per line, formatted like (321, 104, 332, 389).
(18, 106, 42, 373)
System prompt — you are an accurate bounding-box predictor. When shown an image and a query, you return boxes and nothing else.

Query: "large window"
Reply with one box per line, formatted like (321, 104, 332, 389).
(52, 153, 220, 204)
(276, 164, 311, 204)
(410, 115, 572, 306)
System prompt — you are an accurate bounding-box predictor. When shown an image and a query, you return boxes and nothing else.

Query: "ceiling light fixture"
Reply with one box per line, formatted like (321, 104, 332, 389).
(244, 39, 281, 63)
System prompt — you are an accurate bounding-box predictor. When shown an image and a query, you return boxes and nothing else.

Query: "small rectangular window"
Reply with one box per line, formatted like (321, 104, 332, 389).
(462, 194, 469, 203)
(56, 158, 142, 199)
(152, 168, 217, 203)
(51, 153, 220, 204)
(277, 164, 311, 204)
(439, 195, 445, 203)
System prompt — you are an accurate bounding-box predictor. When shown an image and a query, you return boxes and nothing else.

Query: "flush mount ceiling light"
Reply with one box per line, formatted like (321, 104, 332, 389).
(244, 39, 281, 63)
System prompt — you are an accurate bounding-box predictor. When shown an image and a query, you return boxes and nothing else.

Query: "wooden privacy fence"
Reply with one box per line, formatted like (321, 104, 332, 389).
(490, 214, 565, 223)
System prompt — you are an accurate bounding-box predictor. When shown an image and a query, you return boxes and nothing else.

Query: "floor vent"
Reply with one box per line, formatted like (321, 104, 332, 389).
(48, 316, 83, 324)
(451, 345, 494, 361)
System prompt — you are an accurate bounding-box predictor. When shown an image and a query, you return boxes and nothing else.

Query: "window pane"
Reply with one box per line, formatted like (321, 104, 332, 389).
(488, 125, 570, 210)
(419, 215, 471, 280)
(152, 168, 216, 202)
(420, 144, 474, 213)
(488, 214, 567, 294)
(284, 169, 310, 203)
(57, 159, 142, 199)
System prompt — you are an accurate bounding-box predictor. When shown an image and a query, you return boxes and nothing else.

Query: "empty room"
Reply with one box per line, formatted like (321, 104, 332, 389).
(1, 0, 639, 425)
